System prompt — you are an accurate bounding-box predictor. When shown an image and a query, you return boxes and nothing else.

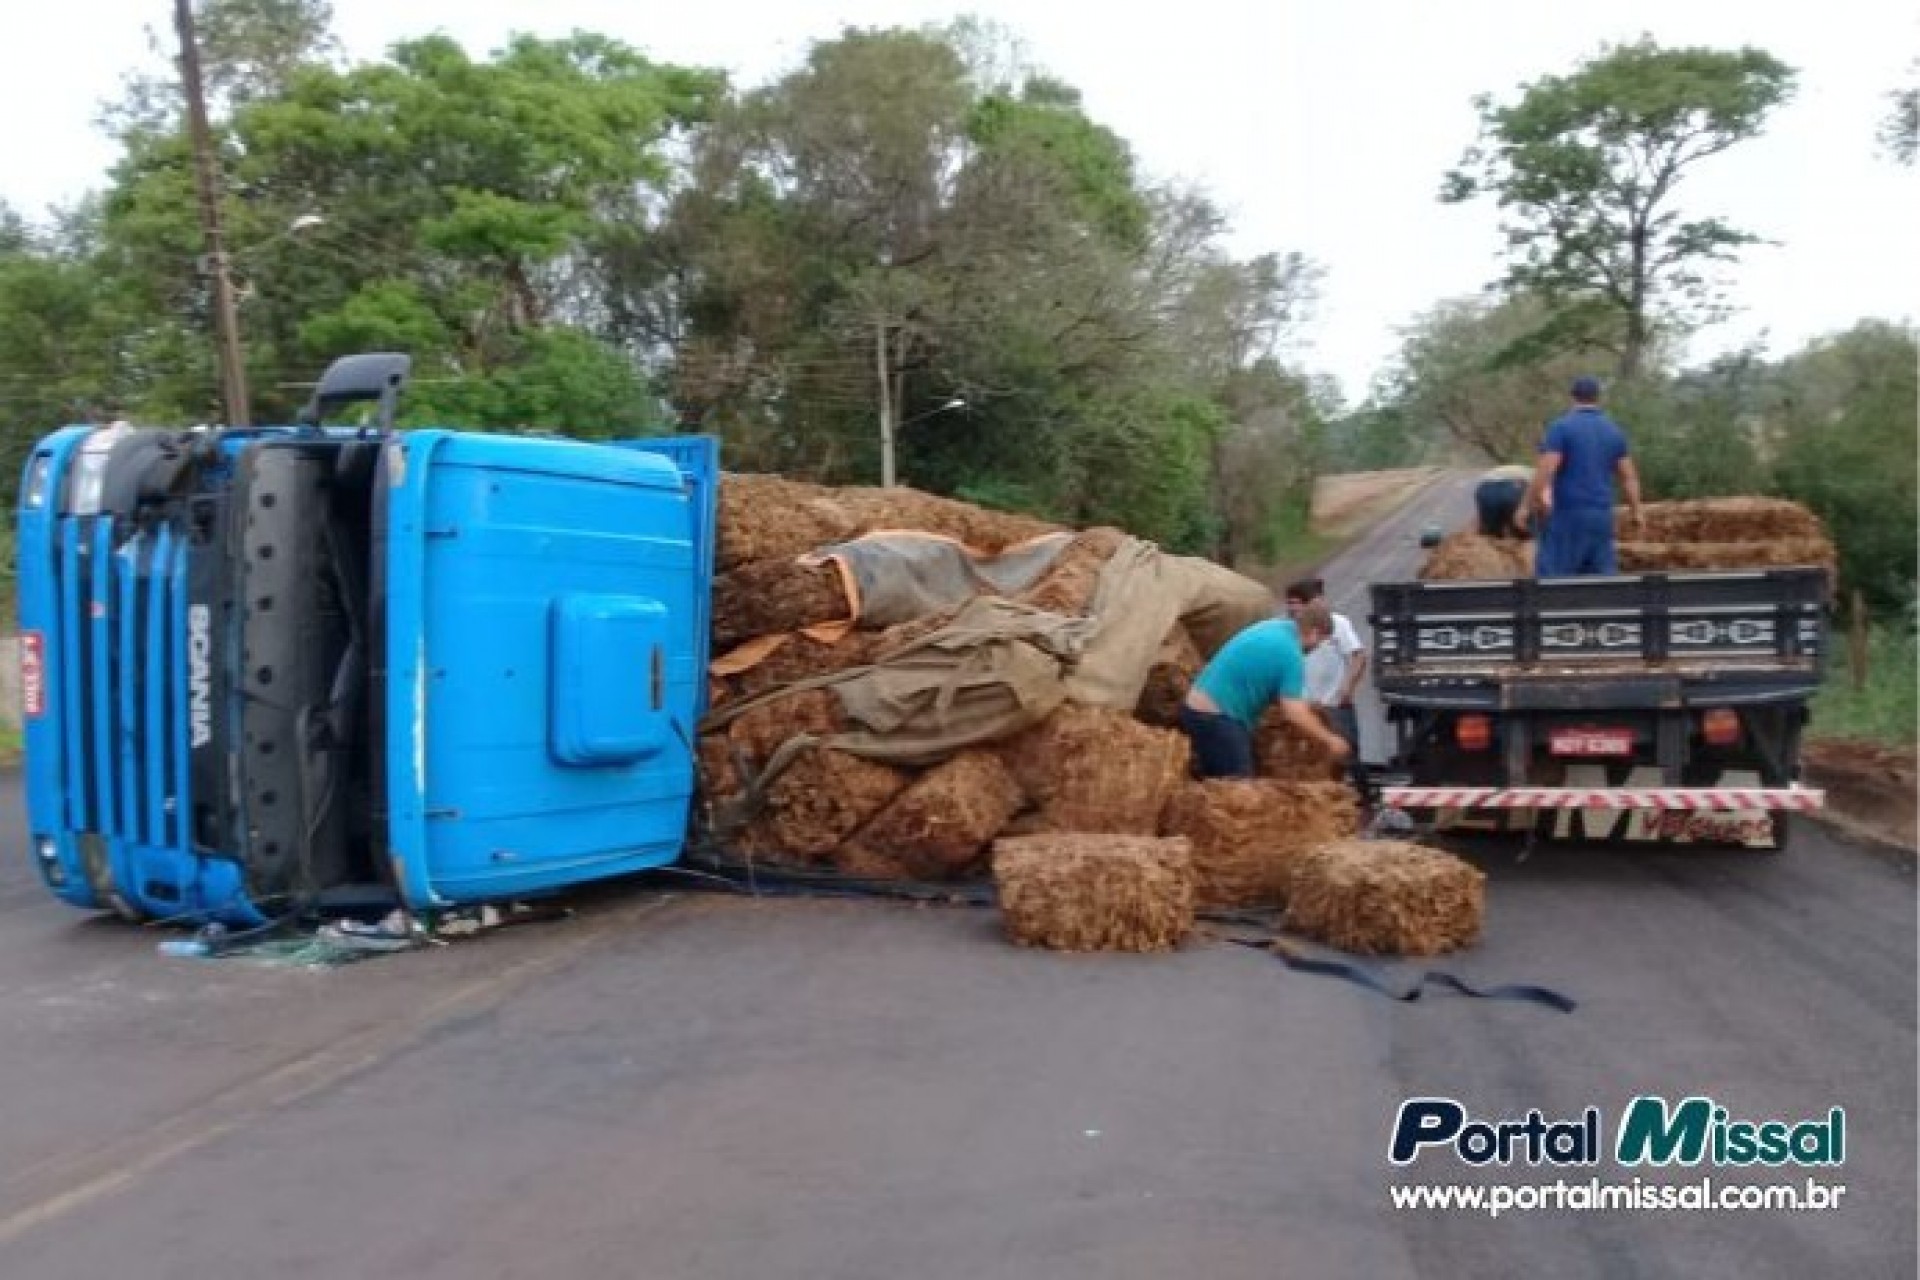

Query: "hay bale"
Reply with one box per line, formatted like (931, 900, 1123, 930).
(1134, 625, 1204, 727)
(758, 747, 913, 859)
(712, 559, 849, 650)
(832, 487, 1063, 550)
(711, 632, 879, 712)
(718, 475, 860, 569)
(1158, 779, 1361, 908)
(1420, 532, 1534, 581)
(726, 688, 848, 767)
(1014, 527, 1129, 616)
(829, 843, 915, 880)
(1627, 498, 1825, 544)
(1284, 839, 1486, 957)
(696, 733, 744, 800)
(993, 834, 1195, 953)
(841, 750, 1026, 880)
(1253, 707, 1346, 783)
(1617, 536, 1838, 577)
(997, 704, 1190, 834)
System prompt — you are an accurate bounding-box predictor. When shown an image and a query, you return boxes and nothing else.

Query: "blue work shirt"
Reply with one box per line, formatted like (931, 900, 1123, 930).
(1540, 407, 1629, 511)
(1192, 618, 1306, 730)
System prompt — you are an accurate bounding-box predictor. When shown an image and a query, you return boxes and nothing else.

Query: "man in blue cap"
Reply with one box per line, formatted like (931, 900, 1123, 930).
(1528, 375, 1643, 576)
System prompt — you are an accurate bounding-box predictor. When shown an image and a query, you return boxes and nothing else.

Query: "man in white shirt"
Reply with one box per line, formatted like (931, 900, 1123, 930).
(1285, 578, 1368, 788)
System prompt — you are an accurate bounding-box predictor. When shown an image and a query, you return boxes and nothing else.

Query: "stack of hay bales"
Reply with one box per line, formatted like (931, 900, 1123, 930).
(696, 472, 1361, 891)
(1420, 497, 1833, 582)
(1615, 498, 1836, 580)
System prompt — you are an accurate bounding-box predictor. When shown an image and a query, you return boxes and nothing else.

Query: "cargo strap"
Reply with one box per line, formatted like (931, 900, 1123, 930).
(1213, 930, 1577, 1013)
(668, 853, 1577, 1013)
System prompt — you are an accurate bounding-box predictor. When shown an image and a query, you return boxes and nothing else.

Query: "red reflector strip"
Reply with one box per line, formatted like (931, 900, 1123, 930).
(1382, 786, 1824, 812)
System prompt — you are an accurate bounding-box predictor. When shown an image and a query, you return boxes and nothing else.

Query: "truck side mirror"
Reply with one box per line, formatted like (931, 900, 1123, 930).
(299, 353, 413, 435)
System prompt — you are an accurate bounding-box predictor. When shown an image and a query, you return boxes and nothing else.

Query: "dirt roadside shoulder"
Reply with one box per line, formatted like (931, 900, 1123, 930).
(1803, 739, 1917, 854)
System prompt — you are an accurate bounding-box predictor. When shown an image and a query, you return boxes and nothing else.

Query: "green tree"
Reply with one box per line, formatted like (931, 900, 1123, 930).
(1769, 321, 1919, 612)
(94, 29, 718, 426)
(1381, 292, 1623, 463)
(1442, 38, 1796, 378)
(1607, 350, 1769, 500)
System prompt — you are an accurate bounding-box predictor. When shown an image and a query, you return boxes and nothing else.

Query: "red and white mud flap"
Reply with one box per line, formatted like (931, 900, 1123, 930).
(1384, 766, 1824, 850)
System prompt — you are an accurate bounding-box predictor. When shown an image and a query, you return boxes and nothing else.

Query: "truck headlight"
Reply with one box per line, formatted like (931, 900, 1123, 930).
(34, 837, 65, 886)
(66, 422, 136, 515)
(22, 455, 52, 509)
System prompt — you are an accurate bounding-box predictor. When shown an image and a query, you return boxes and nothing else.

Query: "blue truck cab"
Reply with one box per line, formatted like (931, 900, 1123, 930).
(15, 353, 718, 927)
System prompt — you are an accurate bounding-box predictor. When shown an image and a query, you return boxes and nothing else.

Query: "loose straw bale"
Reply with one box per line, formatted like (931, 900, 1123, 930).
(712, 559, 850, 650)
(726, 688, 847, 768)
(841, 750, 1027, 880)
(1284, 839, 1486, 957)
(992, 834, 1195, 953)
(1617, 536, 1838, 577)
(1158, 779, 1360, 909)
(1254, 707, 1347, 784)
(1626, 497, 1825, 544)
(1134, 625, 1204, 727)
(718, 475, 860, 569)
(1014, 527, 1129, 616)
(757, 747, 913, 859)
(997, 704, 1190, 834)
(1420, 532, 1534, 581)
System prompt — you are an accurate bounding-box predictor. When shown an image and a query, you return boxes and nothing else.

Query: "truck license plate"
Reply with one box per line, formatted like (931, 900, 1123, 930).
(1550, 726, 1634, 756)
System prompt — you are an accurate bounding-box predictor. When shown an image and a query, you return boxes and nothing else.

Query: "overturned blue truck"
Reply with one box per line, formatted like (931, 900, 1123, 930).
(15, 353, 719, 927)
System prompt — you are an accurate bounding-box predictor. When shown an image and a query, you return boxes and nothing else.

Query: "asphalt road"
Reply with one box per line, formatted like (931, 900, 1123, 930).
(0, 483, 1911, 1280)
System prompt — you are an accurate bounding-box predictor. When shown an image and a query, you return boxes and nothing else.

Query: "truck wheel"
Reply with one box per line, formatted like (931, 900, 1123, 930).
(1764, 812, 1794, 854)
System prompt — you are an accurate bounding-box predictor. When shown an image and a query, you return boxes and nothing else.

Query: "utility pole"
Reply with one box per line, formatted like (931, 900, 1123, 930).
(875, 316, 896, 487)
(175, 0, 250, 426)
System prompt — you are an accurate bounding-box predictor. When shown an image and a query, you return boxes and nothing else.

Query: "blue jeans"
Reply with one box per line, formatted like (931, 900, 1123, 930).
(1178, 705, 1255, 778)
(1475, 478, 1526, 537)
(1536, 506, 1617, 577)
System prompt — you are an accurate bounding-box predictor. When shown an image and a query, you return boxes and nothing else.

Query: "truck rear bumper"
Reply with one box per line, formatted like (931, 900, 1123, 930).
(1382, 785, 1825, 812)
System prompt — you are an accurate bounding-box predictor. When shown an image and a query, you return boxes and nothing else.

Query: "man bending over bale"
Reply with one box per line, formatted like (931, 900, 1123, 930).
(1178, 605, 1351, 779)
(1474, 463, 1536, 538)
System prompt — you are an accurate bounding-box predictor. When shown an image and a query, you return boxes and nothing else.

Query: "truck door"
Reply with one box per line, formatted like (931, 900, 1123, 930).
(379, 430, 710, 909)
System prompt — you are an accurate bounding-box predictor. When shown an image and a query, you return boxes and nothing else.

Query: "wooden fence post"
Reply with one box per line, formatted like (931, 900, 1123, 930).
(1850, 588, 1870, 692)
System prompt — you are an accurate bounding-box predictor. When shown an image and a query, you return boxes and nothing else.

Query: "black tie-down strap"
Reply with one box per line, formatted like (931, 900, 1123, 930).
(1218, 933, 1578, 1014)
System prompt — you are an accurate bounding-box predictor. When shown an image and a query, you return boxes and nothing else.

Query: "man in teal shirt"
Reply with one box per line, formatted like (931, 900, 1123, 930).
(1178, 604, 1351, 778)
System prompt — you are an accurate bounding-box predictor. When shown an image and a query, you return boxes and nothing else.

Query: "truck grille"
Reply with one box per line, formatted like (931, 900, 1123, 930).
(53, 515, 191, 852)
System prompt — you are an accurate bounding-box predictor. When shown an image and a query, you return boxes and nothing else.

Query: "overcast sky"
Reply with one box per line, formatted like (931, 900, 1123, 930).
(2, 0, 1914, 402)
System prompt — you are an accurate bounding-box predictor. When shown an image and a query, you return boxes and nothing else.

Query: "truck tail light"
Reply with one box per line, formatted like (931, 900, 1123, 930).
(1455, 714, 1493, 751)
(1701, 708, 1741, 747)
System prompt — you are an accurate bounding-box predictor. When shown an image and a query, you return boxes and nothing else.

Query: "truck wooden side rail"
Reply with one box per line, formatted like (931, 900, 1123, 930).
(1368, 567, 1830, 849)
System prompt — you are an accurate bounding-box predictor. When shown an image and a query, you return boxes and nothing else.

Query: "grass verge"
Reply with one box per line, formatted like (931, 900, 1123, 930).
(1811, 622, 1917, 746)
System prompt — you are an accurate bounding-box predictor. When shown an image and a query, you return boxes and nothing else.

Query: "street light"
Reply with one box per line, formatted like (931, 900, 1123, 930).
(881, 396, 968, 488)
(902, 396, 967, 428)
